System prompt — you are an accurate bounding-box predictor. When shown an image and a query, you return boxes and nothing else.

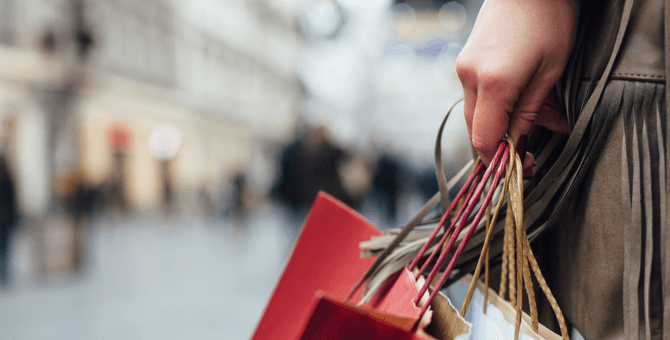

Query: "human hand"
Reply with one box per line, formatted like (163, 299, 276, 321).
(456, 0, 576, 171)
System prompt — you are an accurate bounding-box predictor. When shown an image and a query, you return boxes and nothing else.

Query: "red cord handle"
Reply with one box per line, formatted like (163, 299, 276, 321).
(417, 171, 480, 276)
(415, 144, 509, 323)
(412, 140, 510, 329)
(407, 161, 484, 271)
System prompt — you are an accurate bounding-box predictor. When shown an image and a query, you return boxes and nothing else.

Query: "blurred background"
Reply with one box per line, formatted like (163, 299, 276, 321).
(0, 0, 479, 338)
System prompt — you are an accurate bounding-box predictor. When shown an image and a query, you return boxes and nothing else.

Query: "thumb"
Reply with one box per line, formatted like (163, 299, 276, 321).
(508, 90, 568, 142)
(534, 100, 570, 134)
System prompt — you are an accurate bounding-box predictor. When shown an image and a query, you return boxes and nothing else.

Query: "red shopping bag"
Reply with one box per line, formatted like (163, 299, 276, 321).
(299, 292, 433, 340)
(251, 192, 435, 340)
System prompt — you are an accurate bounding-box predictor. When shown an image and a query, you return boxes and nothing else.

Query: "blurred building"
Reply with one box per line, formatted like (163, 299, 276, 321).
(0, 0, 304, 214)
(297, 0, 475, 174)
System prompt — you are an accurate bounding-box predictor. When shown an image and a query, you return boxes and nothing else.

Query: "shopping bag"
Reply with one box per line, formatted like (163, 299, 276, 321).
(455, 140, 567, 340)
(297, 267, 470, 339)
(251, 192, 471, 340)
(411, 139, 567, 339)
(356, 137, 570, 340)
(300, 292, 423, 340)
(462, 274, 560, 340)
(298, 273, 438, 340)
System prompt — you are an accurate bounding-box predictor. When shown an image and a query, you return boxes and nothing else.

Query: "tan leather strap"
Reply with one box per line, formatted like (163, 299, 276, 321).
(523, 0, 635, 238)
(622, 86, 642, 340)
(663, 0, 670, 337)
(435, 100, 461, 214)
(641, 86, 655, 340)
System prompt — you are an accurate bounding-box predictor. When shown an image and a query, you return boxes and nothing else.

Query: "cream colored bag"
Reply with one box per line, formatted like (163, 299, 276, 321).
(462, 275, 561, 340)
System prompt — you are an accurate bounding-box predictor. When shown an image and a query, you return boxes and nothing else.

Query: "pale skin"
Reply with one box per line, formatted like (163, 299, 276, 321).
(456, 0, 577, 173)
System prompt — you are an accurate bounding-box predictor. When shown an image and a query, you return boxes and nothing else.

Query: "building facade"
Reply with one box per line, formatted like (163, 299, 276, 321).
(0, 0, 304, 214)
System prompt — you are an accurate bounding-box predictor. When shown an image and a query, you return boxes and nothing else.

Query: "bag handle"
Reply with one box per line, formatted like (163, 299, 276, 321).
(415, 167, 480, 277)
(409, 138, 569, 340)
(434, 99, 457, 214)
(458, 138, 569, 340)
(412, 141, 509, 325)
(407, 160, 483, 272)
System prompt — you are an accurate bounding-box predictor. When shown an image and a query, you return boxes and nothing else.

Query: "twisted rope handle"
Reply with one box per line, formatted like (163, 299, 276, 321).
(428, 137, 569, 340)
(412, 142, 509, 328)
(460, 143, 513, 316)
(417, 169, 480, 276)
(407, 160, 483, 272)
(503, 139, 568, 340)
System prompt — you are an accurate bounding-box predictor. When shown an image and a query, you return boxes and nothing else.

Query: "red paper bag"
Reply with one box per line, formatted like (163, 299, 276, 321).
(299, 292, 434, 340)
(251, 193, 432, 339)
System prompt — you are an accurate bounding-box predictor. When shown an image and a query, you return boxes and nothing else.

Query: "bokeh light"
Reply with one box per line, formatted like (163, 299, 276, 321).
(390, 3, 416, 34)
(439, 2, 468, 31)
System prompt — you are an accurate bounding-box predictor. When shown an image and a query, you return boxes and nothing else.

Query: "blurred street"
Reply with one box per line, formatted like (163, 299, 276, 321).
(0, 205, 294, 340)
(0, 0, 484, 338)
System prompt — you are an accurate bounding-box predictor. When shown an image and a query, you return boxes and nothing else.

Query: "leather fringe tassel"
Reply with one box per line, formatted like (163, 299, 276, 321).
(663, 0, 670, 337)
(622, 82, 667, 340)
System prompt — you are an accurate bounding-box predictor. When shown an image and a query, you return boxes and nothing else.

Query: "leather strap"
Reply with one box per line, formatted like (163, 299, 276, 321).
(641, 85, 656, 340)
(435, 100, 459, 214)
(627, 84, 644, 340)
(525, 0, 635, 236)
(663, 0, 670, 337)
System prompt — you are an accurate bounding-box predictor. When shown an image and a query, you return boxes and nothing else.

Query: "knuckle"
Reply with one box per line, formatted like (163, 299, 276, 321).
(477, 71, 506, 91)
(455, 55, 475, 82)
(516, 111, 539, 122)
(477, 70, 517, 112)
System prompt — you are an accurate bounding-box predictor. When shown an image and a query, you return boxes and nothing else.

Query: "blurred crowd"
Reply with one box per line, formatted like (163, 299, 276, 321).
(0, 0, 475, 321)
(0, 0, 484, 338)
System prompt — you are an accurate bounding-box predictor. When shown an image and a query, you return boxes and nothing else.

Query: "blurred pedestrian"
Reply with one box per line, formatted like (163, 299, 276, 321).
(300, 126, 353, 208)
(371, 154, 401, 223)
(273, 125, 353, 210)
(272, 135, 302, 211)
(0, 119, 17, 286)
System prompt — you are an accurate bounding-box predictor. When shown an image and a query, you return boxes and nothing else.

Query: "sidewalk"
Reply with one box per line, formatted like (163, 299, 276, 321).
(0, 206, 291, 340)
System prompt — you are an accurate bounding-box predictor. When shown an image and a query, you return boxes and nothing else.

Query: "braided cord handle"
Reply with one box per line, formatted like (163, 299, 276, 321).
(459, 138, 569, 340)
(411, 137, 569, 339)
(411, 142, 509, 329)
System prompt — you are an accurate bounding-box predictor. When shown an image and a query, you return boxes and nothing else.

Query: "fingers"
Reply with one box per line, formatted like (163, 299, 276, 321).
(535, 102, 570, 134)
(507, 68, 560, 143)
(459, 63, 477, 142)
(458, 52, 538, 167)
(458, 43, 567, 168)
(508, 88, 570, 142)
(462, 72, 563, 171)
(522, 152, 535, 177)
(470, 79, 512, 166)
(461, 86, 476, 141)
